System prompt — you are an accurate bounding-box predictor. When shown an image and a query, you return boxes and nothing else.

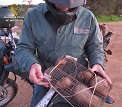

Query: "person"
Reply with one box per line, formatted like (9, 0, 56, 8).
(14, 0, 112, 107)
(99, 23, 110, 37)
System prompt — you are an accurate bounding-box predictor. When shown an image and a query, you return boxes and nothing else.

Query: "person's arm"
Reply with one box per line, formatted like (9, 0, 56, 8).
(14, 12, 38, 72)
(85, 15, 104, 68)
(14, 12, 49, 86)
(85, 16, 112, 84)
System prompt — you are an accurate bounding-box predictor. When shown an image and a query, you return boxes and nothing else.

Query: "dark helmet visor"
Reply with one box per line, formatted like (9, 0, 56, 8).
(47, 0, 87, 8)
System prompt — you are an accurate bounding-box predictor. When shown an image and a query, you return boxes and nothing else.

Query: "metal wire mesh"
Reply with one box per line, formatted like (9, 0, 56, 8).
(44, 56, 111, 107)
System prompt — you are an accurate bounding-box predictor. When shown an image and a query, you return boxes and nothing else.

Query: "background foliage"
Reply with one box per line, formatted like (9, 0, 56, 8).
(11, 0, 122, 16)
(10, 0, 122, 22)
(86, 0, 122, 16)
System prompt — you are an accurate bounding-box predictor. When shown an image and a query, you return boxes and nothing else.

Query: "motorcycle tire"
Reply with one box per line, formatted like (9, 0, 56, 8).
(0, 78, 18, 107)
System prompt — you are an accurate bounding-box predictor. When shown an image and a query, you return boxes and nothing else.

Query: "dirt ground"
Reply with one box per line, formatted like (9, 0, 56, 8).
(5, 22, 122, 107)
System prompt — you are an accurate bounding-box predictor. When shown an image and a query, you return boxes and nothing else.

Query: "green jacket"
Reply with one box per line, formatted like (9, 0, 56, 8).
(14, 4, 105, 72)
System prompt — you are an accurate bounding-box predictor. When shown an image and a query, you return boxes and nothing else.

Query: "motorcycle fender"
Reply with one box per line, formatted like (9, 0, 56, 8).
(35, 88, 55, 107)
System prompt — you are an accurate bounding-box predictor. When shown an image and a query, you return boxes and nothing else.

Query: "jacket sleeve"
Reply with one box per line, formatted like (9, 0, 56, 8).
(14, 12, 39, 72)
(85, 15, 105, 68)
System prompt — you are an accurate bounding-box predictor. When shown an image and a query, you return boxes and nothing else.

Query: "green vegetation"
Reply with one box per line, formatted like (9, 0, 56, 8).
(86, 0, 122, 22)
(9, 0, 122, 22)
(96, 15, 122, 22)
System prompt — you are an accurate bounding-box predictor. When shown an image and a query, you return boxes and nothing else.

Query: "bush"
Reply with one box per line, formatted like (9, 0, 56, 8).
(86, 0, 122, 16)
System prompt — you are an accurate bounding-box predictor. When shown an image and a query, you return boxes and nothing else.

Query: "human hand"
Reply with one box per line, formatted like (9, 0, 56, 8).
(89, 64, 112, 85)
(29, 63, 49, 87)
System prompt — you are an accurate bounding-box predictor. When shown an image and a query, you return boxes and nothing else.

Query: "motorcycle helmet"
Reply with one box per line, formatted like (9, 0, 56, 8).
(45, 0, 87, 24)
(0, 6, 16, 28)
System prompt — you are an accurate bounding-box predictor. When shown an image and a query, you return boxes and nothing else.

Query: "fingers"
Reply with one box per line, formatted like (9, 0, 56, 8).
(29, 63, 49, 87)
(90, 65, 112, 85)
(29, 63, 43, 82)
(102, 73, 112, 86)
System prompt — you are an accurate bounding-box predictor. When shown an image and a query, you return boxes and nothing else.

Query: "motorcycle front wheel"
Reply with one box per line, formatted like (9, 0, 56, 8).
(0, 78, 18, 107)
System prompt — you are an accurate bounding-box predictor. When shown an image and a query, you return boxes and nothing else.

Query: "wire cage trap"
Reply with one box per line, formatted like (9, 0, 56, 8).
(44, 56, 111, 107)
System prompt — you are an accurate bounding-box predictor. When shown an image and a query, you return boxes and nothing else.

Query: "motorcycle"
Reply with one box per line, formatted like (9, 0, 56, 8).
(99, 23, 113, 62)
(0, 27, 34, 107)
